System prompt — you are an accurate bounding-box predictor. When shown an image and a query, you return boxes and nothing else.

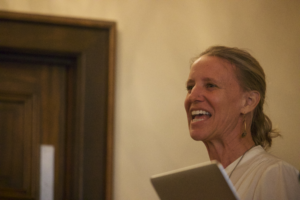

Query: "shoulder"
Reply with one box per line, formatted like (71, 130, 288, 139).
(258, 157, 299, 183)
(250, 148, 300, 199)
(247, 146, 299, 182)
(252, 147, 298, 174)
(245, 146, 296, 170)
(234, 146, 300, 200)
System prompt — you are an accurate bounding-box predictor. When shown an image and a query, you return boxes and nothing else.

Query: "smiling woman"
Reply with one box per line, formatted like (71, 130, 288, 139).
(184, 46, 300, 200)
(185, 55, 247, 143)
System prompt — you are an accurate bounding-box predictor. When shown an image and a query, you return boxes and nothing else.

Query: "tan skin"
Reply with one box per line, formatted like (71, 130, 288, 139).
(184, 55, 260, 168)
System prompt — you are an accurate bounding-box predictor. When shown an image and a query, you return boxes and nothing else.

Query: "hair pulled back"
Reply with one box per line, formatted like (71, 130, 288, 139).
(198, 46, 278, 148)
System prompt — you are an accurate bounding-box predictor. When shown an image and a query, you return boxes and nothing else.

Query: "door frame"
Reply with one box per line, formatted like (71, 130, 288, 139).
(0, 11, 116, 200)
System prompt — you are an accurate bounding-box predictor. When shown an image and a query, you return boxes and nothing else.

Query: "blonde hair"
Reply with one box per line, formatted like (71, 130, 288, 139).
(198, 46, 279, 148)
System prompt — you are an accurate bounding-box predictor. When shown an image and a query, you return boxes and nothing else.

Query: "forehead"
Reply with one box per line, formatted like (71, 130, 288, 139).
(189, 55, 239, 83)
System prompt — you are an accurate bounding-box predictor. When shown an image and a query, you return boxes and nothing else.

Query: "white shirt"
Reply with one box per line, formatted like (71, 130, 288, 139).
(225, 146, 300, 200)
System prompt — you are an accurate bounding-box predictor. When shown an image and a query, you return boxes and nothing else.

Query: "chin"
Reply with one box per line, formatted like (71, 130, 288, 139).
(189, 126, 213, 141)
(189, 131, 205, 141)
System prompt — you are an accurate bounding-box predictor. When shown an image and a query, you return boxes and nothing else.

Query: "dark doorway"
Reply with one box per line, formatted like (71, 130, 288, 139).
(0, 11, 116, 200)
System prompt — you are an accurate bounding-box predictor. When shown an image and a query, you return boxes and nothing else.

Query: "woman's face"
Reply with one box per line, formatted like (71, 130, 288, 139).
(184, 55, 246, 141)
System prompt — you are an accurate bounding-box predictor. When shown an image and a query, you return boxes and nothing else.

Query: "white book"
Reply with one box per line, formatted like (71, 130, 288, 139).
(151, 160, 240, 200)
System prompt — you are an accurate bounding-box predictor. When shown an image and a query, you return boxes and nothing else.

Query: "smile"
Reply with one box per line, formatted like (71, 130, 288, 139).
(191, 110, 211, 122)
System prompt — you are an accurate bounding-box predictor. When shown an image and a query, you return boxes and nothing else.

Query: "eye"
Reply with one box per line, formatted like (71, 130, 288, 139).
(186, 85, 194, 93)
(206, 83, 217, 88)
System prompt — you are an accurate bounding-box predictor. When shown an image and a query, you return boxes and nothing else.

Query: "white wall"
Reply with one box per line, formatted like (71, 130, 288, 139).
(1, 1, 299, 199)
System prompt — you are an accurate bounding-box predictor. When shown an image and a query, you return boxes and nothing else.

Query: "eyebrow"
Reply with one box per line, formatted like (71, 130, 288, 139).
(185, 79, 195, 86)
(202, 77, 219, 83)
(186, 77, 220, 85)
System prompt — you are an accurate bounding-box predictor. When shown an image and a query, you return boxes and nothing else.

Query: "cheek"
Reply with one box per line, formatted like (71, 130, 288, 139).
(218, 95, 243, 115)
(210, 94, 236, 113)
(184, 95, 190, 113)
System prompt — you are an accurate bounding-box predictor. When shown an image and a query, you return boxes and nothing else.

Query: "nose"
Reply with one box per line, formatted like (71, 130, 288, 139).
(188, 85, 205, 103)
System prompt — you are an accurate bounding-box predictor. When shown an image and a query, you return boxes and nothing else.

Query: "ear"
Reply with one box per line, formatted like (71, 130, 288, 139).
(241, 90, 260, 114)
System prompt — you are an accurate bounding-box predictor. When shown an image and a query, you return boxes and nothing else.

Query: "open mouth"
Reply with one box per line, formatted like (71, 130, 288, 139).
(191, 110, 211, 122)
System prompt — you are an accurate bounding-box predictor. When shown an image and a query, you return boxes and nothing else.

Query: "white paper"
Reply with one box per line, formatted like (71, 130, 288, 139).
(40, 145, 55, 200)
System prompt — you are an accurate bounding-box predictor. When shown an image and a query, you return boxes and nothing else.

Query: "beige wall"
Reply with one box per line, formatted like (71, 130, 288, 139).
(1, 1, 299, 199)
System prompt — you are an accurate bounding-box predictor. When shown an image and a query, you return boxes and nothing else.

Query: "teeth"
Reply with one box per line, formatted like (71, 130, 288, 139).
(191, 110, 210, 116)
(192, 118, 204, 122)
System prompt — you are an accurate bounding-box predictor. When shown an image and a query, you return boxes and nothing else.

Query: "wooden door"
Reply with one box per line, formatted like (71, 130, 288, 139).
(0, 57, 66, 200)
(0, 11, 116, 200)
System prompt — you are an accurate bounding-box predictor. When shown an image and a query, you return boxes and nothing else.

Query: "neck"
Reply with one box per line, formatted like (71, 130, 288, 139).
(203, 120, 256, 168)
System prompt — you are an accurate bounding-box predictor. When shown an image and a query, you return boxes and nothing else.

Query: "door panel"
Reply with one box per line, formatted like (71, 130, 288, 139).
(0, 59, 66, 200)
(0, 101, 26, 191)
